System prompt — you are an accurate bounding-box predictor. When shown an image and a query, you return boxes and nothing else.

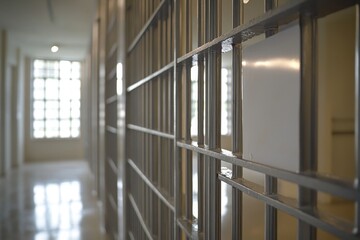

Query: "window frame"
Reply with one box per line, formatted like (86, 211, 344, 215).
(30, 58, 82, 140)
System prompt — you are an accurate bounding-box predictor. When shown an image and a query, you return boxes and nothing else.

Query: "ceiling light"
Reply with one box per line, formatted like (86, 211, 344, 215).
(243, 0, 250, 3)
(51, 45, 59, 53)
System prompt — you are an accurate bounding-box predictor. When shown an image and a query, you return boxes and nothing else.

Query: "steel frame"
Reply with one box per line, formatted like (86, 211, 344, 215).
(123, 0, 360, 239)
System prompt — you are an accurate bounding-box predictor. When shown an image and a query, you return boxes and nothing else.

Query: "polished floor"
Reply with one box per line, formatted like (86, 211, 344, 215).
(0, 160, 108, 240)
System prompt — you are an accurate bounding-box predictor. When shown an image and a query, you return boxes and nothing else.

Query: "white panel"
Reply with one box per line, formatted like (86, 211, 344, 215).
(243, 25, 300, 172)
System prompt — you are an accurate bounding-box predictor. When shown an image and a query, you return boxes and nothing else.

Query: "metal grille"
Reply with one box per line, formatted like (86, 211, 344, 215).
(124, 0, 360, 239)
(105, 0, 119, 238)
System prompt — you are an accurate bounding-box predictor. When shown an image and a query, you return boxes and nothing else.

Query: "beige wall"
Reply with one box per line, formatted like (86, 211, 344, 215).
(318, 6, 356, 183)
(23, 57, 84, 162)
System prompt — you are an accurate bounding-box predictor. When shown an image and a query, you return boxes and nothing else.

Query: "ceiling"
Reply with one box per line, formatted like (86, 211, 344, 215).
(0, 0, 96, 60)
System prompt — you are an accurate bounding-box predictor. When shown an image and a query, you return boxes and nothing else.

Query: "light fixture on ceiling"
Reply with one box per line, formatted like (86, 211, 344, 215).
(51, 45, 59, 53)
(243, 0, 250, 3)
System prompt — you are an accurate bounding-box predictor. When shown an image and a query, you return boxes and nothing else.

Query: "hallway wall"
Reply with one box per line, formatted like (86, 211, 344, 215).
(0, 29, 15, 176)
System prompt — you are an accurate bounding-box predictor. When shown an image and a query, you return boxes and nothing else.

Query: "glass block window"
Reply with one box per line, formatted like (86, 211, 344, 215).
(32, 59, 81, 139)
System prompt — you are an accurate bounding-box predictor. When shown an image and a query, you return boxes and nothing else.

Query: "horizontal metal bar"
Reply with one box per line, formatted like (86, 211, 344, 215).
(107, 157, 118, 174)
(106, 126, 117, 134)
(128, 193, 154, 240)
(127, 61, 174, 92)
(128, 159, 175, 212)
(107, 67, 117, 82)
(127, 124, 174, 139)
(177, 218, 203, 240)
(127, 0, 166, 53)
(112, 233, 118, 240)
(128, 232, 135, 240)
(176, 0, 358, 65)
(107, 42, 118, 60)
(219, 173, 357, 240)
(108, 193, 118, 211)
(106, 95, 117, 105)
(177, 140, 358, 201)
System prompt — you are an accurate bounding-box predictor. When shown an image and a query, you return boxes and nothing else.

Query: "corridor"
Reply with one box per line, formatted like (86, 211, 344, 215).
(0, 0, 360, 239)
(0, 161, 107, 240)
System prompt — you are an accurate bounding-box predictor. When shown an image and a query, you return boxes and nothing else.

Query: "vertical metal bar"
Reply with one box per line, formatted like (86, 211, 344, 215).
(174, 0, 181, 238)
(146, 2, 151, 230)
(163, 73, 169, 240)
(231, 0, 243, 239)
(204, 0, 210, 237)
(158, 81, 163, 239)
(205, 0, 221, 239)
(185, 0, 193, 224)
(298, 13, 317, 240)
(148, 0, 156, 236)
(355, 4, 360, 236)
(264, 1, 278, 239)
(265, 179, 277, 240)
(197, 0, 205, 233)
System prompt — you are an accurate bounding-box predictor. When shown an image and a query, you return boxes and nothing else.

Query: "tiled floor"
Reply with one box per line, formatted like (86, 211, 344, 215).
(0, 160, 108, 240)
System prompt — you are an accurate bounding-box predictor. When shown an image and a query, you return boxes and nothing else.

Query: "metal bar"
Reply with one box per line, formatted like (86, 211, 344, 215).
(107, 157, 118, 174)
(162, 64, 170, 240)
(109, 193, 118, 212)
(177, 218, 203, 240)
(127, 124, 175, 139)
(197, 0, 205, 233)
(353, 4, 360, 235)
(128, 159, 175, 212)
(126, 61, 174, 92)
(264, 1, 278, 239)
(205, 0, 221, 239)
(218, 173, 358, 240)
(174, 0, 181, 238)
(185, 0, 193, 223)
(128, 0, 166, 53)
(106, 95, 118, 105)
(298, 12, 317, 240)
(128, 193, 155, 240)
(176, 0, 358, 65)
(265, 178, 277, 240)
(148, 1, 156, 236)
(144, 79, 149, 227)
(356, 4, 360, 236)
(156, 43, 161, 239)
(106, 126, 117, 134)
(231, 1, 243, 239)
(177, 140, 359, 201)
(129, 232, 135, 240)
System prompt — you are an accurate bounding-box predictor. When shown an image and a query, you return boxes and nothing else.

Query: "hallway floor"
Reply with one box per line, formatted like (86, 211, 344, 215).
(0, 160, 108, 240)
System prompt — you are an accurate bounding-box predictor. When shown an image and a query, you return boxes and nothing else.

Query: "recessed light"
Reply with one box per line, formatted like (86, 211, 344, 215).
(51, 45, 59, 53)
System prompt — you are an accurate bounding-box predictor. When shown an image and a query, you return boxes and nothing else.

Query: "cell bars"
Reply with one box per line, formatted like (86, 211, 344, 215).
(124, 0, 360, 240)
(105, 0, 120, 239)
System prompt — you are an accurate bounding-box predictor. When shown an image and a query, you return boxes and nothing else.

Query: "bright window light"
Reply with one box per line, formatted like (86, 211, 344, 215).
(32, 59, 81, 139)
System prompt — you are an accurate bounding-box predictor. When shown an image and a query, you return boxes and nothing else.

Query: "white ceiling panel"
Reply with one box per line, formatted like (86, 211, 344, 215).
(0, 0, 96, 59)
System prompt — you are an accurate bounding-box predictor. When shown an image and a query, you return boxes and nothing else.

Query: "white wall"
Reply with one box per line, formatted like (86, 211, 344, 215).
(23, 57, 84, 162)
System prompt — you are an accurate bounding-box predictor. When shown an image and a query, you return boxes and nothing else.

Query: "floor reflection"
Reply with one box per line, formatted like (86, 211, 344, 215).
(0, 160, 107, 240)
